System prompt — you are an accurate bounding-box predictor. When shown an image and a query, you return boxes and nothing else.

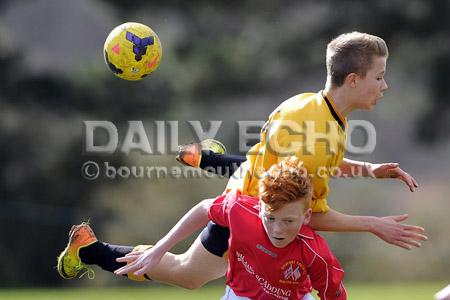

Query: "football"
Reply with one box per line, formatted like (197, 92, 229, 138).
(103, 22, 162, 81)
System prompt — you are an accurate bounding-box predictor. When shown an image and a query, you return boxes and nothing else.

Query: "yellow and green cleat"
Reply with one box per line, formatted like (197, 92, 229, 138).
(57, 222, 98, 279)
(176, 139, 226, 168)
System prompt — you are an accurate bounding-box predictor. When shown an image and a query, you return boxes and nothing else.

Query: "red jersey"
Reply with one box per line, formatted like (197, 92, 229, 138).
(208, 190, 346, 300)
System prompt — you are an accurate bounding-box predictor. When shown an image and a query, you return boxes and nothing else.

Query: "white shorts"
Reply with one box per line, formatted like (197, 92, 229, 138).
(221, 285, 315, 300)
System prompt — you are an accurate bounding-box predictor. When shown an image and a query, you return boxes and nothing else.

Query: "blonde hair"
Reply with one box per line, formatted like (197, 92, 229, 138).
(259, 157, 312, 212)
(326, 32, 388, 87)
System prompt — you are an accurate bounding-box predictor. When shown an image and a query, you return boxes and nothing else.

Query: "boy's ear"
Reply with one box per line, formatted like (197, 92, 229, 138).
(345, 73, 358, 88)
(302, 208, 313, 225)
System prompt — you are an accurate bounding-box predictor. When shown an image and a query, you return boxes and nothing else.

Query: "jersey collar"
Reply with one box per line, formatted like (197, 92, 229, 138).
(320, 90, 347, 131)
(297, 225, 314, 240)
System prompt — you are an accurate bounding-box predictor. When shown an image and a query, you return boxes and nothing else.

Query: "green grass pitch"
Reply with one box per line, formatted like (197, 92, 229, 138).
(0, 282, 444, 300)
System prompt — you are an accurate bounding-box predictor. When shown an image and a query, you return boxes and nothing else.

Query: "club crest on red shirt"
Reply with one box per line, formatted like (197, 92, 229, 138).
(279, 260, 306, 284)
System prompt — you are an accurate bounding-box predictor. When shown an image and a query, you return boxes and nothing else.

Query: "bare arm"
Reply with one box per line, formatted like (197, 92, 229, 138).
(308, 208, 427, 250)
(309, 208, 374, 232)
(115, 199, 213, 276)
(340, 158, 419, 191)
(154, 198, 212, 252)
(339, 158, 371, 177)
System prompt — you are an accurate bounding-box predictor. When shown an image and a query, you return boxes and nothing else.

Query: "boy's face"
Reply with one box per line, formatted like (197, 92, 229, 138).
(354, 55, 388, 110)
(259, 200, 312, 248)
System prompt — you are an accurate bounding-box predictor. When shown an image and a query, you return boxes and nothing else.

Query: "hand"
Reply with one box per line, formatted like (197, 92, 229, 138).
(367, 163, 419, 192)
(370, 214, 427, 250)
(114, 246, 166, 277)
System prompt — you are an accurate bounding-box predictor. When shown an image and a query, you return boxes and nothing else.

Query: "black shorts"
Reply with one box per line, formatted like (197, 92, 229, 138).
(200, 221, 230, 257)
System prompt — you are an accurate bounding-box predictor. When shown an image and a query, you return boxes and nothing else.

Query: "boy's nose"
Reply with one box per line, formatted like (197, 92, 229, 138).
(382, 79, 388, 92)
(272, 222, 285, 235)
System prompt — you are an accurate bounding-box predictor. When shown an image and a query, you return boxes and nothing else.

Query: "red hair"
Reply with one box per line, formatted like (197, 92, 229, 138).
(259, 157, 312, 212)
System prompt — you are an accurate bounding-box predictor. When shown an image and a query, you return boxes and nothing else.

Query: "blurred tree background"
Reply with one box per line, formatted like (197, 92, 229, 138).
(0, 0, 449, 288)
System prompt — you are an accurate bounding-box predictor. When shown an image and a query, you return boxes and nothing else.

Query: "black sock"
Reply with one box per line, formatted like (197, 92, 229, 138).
(200, 150, 246, 177)
(79, 241, 134, 273)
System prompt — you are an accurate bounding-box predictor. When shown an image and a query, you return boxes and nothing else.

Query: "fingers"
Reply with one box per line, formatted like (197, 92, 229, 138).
(404, 175, 416, 192)
(115, 260, 151, 277)
(380, 163, 418, 192)
(398, 235, 425, 248)
(401, 231, 428, 242)
(134, 267, 149, 276)
(115, 250, 158, 276)
(116, 250, 146, 263)
(393, 237, 422, 249)
(115, 261, 138, 275)
(395, 225, 428, 249)
(395, 217, 427, 237)
(396, 168, 418, 192)
(115, 265, 130, 275)
(116, 252, 141, 263)
(402, 224, 425, 234)
(376, 215, 427, 250)
(126, 250, 144, 256)
(116, 255, 137, 263)
(409, 175, 419, 192)
(393, 168, 412, 185)
(411, 176, 419, 189)
(407, 239, 426, 248)
(392, 240, 413, 250)
(395, 172, 416, 192)
(115, 252, 145, 275)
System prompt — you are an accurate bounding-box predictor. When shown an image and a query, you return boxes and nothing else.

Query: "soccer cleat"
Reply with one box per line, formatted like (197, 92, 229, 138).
(176, 139, 226, 168)
(57, 222, 98, 279)
(200, 139, 227, 155)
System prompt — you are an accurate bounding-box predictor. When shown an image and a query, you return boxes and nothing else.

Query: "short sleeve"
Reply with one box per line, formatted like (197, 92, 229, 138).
(208, 190, 239, 228)
(307, 234, 346, 300)
(310, 197, 330, 213)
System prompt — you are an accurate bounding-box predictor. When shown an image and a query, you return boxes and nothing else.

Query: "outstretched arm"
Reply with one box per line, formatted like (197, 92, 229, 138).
(115, 199, 213, 277)
(340, 158, 419, 192)
(308, 208, 427, 250)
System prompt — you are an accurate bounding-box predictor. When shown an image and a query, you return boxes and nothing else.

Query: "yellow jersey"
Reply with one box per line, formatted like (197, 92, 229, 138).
(226, 91, 347, 212)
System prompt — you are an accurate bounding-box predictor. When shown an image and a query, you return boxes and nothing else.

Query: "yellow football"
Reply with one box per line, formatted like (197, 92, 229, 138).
(103, 22, 162, 81)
